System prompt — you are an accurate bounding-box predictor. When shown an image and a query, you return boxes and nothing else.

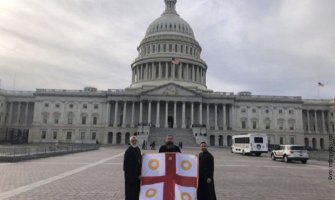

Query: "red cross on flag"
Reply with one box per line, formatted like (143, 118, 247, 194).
(140, 153, 198, 200)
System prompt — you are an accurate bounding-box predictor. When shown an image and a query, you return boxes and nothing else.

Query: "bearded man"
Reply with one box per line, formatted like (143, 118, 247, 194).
(158, 135, 181, 153)
(123, 136, 142, 200)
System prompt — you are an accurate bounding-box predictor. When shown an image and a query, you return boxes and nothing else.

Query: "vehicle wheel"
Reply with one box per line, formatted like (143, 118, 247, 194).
(302, 160, 307, 164)
(284, 155, 290, 163)
(255, 153, 261, 157)
(271, 154, 276, 160)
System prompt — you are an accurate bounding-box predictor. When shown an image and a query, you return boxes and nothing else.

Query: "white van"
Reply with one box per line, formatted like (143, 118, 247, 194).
(231, 133, 268, 156)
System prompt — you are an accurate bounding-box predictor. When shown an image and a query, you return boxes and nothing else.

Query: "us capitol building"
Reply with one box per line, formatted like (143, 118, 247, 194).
(0, 0, 334, 148)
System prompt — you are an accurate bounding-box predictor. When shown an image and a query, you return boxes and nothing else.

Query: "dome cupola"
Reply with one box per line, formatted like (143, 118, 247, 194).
(129, 0, 208, 91)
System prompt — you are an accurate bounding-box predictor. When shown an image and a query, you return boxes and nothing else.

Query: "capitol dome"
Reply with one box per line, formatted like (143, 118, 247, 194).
(129, 0, 208, 91)
(145, 12, 195, 38)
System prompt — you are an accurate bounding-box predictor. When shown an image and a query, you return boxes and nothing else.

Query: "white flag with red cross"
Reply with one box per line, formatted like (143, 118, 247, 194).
(140, 153, 198, 200)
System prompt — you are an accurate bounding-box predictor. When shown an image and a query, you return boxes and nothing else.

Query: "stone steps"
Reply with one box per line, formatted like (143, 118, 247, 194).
(148, 128, 197, 147)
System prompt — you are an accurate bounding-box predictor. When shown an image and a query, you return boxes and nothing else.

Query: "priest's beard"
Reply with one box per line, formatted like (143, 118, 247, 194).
(131, 144, 138, 148)
(166, 141, 174, 149)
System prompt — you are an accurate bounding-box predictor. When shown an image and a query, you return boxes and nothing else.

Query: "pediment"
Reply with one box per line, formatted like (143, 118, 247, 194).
(141, 83, 199, 97)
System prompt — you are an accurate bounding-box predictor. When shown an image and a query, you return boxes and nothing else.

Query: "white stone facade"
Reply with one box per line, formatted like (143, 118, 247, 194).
(0, 0, 334, 148)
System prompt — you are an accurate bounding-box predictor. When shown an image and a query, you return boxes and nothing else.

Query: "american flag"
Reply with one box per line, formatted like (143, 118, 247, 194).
(171, 57, 180, 65)
(318, 82, 325, 87)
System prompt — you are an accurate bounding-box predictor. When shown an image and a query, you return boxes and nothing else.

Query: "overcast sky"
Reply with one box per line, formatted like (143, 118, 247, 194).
(0, 0, 334, 99)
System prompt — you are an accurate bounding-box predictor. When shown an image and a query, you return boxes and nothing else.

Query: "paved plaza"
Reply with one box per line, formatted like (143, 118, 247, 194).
(0, 146, 334, 200)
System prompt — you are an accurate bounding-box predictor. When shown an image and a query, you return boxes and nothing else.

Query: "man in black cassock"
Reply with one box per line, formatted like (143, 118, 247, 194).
(197, 141, 217, 200)
(123, 136, 142, 200)
(158, 135, 181, 153)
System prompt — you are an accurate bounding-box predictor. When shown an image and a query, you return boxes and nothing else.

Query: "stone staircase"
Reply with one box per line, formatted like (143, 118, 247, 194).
(148, 128, 197, 147)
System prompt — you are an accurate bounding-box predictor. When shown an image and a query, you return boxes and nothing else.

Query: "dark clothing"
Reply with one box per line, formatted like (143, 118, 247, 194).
(123, 146, 142, 200)
(158, 144, 181, 153)
(197, 151, 217, 200)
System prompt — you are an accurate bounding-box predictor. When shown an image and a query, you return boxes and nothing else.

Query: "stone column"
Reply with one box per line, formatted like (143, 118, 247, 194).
(113, 101, 118, 127)
(148, 101, 152, 125)
(106, 102, 110, 126)
(307, 110, 310, 132)
(199, 103, 203, 125)
(159, 62, 162, 79)
(139, 101, 143, 124)
(122, 102, 127, 128)
(25, 102, 29, 125)
(206, 104, 210, 129)
(192, 65, 195, 82)
(328, 111, 331, 133)
(223, 104, 226, 130)
(132, 68, 134, 83)
(322, 110, 326, 133)
(173, 101, 177, 128)
(182, 102, 186, 128)
(165, 102, 169, 128)
(231, 105, 235, 129)
(215, 135, 219, 146)
(152, 63, 156, 79)
(191, 102, 194, 126)
(165, 62, 169, 79)
(121, 133, 125, 145)
(156, 101, 160, 128)
(314, 110, 318, 132)
(17, 102, 21, 124)
(131, 102, 135, 128)
(172, 64, 175, 79)
(186, 64, 189, 80)
(215, 104, 218, 130)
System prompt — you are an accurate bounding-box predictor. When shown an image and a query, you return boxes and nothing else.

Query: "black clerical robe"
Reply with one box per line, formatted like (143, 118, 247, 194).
(123, 146, 142, 200)
(158, 144, 181, 153)
(197, 150, 217, 200)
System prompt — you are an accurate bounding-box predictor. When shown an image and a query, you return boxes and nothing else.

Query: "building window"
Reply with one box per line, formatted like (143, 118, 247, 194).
(290, 137, 295, 145)
(66, 132, 72, 140)
(278, 109, 283, 114)
(93, 117, 98, 125)
(41, 131, 47, 139)
(55, 104, 60, 108)
(83, 104, 87, 109)
(54, 119, 59, 124)
(253, 121, 257, 129)
(43, 117, 47, 124)
(82, 116, 87, 125)
(53, 131, 57, 139)
(69, 104, 74, 109)
(45, 103, 49, 108)
(94, 104, 99, 109)
(280, 137, 284, 145)
(265, 109, 269, 114)
(331, 112, 334, 117)
(289, 110, 294, 115)
(252, 109, 256, 113)
(241, 121, 246, 129)
(92, 132, 96, 140)
(265, 124, 270, 130)
(81, 132, 85, 140)
(241, 108, 246, 113)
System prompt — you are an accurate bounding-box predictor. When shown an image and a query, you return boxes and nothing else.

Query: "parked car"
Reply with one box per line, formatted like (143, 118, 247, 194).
(270, 145, 309, 164)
